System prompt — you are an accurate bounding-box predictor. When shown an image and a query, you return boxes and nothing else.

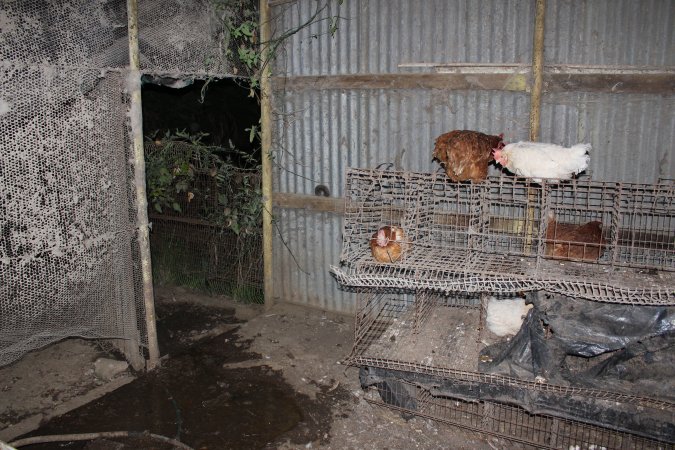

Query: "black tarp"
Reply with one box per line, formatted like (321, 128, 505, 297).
(479, 292, 675, 401)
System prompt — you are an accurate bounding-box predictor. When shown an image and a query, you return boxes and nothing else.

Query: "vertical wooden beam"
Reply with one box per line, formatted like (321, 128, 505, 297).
(127, 0, 160, 369)
(260, 0, 274, 310)
(526, 0, 546, 256)
(530, 0, 546, 141)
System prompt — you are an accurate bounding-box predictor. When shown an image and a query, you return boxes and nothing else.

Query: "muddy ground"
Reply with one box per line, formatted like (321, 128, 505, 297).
(0, 286, 510, 449)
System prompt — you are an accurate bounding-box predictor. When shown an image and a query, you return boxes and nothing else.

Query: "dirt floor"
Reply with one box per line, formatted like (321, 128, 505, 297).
(0, 286, 511, 449)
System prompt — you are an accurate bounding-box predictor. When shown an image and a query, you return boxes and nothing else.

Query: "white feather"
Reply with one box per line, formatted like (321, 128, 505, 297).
(486, 297, 533, 337)
(500, 141, 590, 182)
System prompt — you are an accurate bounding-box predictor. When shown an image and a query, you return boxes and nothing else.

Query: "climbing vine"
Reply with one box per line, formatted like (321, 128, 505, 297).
(212, 0, 344, 95)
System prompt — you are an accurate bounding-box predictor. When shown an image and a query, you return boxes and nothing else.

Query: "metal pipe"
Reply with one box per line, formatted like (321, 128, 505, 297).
(260, 0, 274, 310)
(127, 0, 160, 369)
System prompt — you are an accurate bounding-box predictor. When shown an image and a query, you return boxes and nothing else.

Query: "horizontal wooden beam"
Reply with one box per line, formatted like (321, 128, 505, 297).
(545, 73, 674, 94)
(272, 73, 674, 94)
(272, 73, 528, 92)
(273, 192, 344, 213)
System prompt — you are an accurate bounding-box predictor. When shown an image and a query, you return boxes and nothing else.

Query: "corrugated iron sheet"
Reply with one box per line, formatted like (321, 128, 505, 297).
(270, 0, 675, 313)
(273, 0, 535, 76)
(272, 208, 354, 312)
(546, 0, 674, 66)
(273, 89, 531, 197)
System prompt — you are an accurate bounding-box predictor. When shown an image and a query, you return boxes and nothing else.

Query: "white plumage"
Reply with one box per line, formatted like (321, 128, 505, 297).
(493, 141, 591, 182)
(485, 297, 533, 337)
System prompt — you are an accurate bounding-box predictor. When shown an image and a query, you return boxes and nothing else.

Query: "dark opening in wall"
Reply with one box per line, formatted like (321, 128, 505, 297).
(141, 76, 261, 167)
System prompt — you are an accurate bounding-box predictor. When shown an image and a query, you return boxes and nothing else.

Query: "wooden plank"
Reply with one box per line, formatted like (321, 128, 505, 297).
(272, 73, 675, 94)
(273, 192, 344, 213)
(546, 73, 675, 94)
(272, 73, 528, 92)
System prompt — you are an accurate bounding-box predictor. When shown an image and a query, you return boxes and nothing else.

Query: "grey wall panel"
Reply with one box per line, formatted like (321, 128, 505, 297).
(273, 89, 531, 197)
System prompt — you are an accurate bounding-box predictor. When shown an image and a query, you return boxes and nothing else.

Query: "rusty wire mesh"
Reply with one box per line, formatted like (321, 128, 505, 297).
(331, 168, 675, 304)
(363, 381, 673, 450)
(346, 289, 675, 445)
(336, 167, 674, 445)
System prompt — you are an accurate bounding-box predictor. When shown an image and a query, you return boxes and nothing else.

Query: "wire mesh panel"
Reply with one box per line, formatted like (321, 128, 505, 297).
(0, 64, 142, 365)
(0, 0, 242, 368)
(150, 217, 263, 302)
(332, 168, 675, 304)
(144, 140, 263, 303)
(363, 382, 673, 450)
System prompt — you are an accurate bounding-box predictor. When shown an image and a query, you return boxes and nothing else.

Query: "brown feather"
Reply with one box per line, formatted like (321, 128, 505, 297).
(432, 130, 504, 182)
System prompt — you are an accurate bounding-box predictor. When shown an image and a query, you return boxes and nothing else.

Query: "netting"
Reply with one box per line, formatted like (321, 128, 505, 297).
(0, 0, 246, 368)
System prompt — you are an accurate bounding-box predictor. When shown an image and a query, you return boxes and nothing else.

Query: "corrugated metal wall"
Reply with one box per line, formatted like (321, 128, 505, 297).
(269, 0, 675, 313)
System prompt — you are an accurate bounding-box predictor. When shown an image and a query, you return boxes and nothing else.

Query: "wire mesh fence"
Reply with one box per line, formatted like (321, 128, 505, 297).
(0, 0, 256, 367)
(145, 140, 263, 303)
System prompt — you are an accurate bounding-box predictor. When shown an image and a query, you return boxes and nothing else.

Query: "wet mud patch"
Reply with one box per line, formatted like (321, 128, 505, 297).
(18, 302, 348, 449)
(154, 301, 240, 356)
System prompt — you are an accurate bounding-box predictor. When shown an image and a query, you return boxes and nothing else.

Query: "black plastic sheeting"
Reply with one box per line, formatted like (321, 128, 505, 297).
(359, 291, 675, 443)
(479, 292, 675, 401)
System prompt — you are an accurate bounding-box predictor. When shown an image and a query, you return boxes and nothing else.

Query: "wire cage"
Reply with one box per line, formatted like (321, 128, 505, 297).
(331, 168, 675, 304)
(334, 167, 675, 446)
(361, 374, 672, 450)
(347, 290, 675, 448)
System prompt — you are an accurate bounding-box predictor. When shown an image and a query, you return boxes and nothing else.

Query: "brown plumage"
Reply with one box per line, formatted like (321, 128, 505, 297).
(432, 130, 505, 182)
(544, 213, 606, 261)
(370, 226, 408, 263)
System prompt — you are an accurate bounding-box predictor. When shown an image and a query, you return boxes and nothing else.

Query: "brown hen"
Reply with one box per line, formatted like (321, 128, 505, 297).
(433, 130, 504, 182)
(370, 226, 408, 263)
(544, 213, 606, 261)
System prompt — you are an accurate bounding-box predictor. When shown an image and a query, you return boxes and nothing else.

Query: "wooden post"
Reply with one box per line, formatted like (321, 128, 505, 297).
(530, 0, 546, 141)
(127, 0, 160, 369)
(525, 0, 546, 257)
(260, 0, 274, 310)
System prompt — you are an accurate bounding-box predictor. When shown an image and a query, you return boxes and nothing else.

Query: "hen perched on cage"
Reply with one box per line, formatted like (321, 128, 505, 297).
(432, 130, 504, 182)
(493, 141, 590, 181)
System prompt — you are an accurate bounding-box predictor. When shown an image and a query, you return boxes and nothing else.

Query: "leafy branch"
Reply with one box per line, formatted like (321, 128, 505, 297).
(211, 0, 345, 95)
(145, 130, 262, 236)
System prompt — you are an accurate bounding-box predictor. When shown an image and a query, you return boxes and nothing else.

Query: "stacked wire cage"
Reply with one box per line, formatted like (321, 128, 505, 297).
(331, 168, 675, 449)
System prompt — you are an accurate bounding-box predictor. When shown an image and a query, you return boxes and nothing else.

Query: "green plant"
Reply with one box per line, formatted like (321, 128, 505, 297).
(212, 0, 344, 96)
(145, 130, 262, 236)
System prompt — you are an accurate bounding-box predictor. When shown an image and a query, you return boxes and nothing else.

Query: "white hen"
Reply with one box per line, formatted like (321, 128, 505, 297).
(493, 141, 590, 182)
(485, 297, 533, 337)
